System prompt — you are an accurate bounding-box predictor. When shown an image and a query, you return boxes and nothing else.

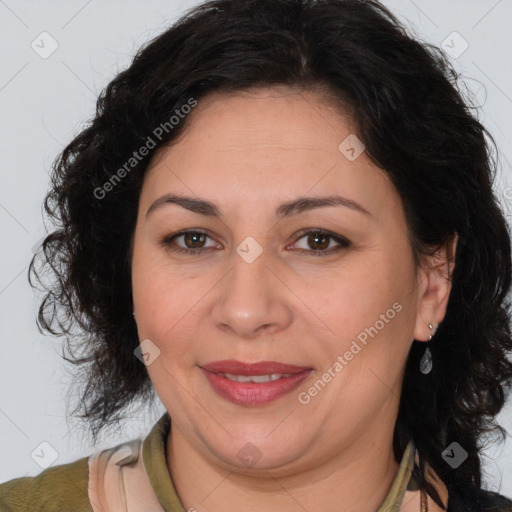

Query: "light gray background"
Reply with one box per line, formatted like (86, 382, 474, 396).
(1, 0, 511, 498)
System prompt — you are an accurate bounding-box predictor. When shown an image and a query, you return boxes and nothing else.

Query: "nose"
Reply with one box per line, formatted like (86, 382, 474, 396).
(211, 249, 293, 339)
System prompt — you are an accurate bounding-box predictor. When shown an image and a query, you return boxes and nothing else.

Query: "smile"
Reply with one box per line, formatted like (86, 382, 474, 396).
(199, 360, 313, 406)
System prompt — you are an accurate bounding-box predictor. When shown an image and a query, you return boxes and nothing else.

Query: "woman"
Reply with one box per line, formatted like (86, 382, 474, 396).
(1, 0, 511, 510)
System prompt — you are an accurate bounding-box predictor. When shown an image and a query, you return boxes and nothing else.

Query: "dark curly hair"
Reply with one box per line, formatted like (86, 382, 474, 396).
(28, 0, 512, 506)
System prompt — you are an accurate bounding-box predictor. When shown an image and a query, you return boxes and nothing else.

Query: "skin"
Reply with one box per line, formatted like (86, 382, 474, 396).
(131, 86, 455, 512)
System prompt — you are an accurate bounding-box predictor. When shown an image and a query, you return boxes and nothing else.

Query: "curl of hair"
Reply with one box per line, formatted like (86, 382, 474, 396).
(29, 0, 512, 504)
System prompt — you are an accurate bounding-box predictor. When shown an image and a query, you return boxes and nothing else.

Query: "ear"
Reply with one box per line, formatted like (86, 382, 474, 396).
(413, 233, 458, 342)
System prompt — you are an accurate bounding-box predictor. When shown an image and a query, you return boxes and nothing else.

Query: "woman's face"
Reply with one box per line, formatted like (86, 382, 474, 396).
(131, 86, 439, 474)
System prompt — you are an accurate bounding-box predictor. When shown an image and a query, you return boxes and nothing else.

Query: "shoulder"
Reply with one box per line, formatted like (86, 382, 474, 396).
(0, 415, 167, 512)
(0, 455, 93, 512)
(447, 481, 512, 512)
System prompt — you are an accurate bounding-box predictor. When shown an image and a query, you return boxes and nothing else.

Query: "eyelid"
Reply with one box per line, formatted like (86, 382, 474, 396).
(288, 229, 350, 255)
(161, 229, 220, 249)
(161, 228, 351, 255)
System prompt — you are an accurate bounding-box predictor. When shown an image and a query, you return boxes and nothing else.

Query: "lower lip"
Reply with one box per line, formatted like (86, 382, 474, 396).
(200, 368, 312, 406)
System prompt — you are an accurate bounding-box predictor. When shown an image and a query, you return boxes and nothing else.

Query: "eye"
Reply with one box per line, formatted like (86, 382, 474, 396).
(160, 229, 350, 256)
(160, 230, 220, 255)
(290, 229, 351, 256)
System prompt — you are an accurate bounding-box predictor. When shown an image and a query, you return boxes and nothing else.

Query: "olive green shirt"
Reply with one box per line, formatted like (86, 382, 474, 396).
(0, 412, 511, 511)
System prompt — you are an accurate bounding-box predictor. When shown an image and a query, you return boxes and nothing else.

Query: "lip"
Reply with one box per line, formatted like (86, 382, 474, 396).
(199, 360, 313, 407)
(201, 360, 311, 375)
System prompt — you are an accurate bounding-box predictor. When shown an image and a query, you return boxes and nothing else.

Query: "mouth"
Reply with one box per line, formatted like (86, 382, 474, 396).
(199, 360, 313, 406)
(219, 372, 296, 383)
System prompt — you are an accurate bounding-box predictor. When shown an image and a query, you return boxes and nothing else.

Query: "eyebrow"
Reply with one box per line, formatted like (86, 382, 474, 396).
(146, 193, 372, 219)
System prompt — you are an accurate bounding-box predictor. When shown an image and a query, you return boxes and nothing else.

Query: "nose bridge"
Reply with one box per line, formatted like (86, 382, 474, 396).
(225, 243, 274, 312)
(211, 240, 292, 337)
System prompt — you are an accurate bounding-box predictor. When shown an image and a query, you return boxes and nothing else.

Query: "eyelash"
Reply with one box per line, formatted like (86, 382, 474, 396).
(160, 229, 350, 257)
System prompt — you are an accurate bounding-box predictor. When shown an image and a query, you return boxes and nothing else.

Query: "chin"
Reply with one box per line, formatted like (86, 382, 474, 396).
(203, 428, 308, 473)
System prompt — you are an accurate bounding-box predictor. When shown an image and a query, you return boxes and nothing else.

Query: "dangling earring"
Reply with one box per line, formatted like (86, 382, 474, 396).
(420, 322, 437, 375)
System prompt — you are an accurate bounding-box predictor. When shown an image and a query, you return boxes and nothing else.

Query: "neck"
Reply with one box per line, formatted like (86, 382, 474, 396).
(167, 423, 403, 512)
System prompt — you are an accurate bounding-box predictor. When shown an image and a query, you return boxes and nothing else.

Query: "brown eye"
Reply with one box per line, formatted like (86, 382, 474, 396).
(182, 232, 207, 249)
(160, 230, 218, 255)
(161, 228, 350, 257)
(306, 232, 330, 250)
(292, 229, 350, 256)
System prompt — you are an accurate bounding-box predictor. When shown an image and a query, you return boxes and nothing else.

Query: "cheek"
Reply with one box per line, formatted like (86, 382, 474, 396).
(131, 222, 418, 364)
(131, 248, 190, 364)
(132, 237, 201, 333)
(315, 251, 417, 365)
(318, 262, 393, 328)
(133, 277, 198, 359)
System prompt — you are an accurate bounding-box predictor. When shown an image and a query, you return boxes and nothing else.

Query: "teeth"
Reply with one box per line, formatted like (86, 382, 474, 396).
(222, 373, 293, 383)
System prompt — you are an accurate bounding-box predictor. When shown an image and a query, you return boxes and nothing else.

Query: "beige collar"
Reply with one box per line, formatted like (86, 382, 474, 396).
(88, 412, 449, 512)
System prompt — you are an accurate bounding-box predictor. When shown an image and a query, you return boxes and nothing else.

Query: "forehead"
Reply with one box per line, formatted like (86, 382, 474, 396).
(140, 86, 397, 222)
(170, 85, 354, 149)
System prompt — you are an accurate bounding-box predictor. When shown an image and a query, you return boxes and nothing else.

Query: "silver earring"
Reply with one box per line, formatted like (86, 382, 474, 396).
(420, 322, 434, 374)
(428, 322, 439, 340)
(420, 345, 432, 374)
(133, 311, 136, 318)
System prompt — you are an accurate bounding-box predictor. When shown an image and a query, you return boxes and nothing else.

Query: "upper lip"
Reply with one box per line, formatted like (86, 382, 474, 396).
(200, 360, 312, 376)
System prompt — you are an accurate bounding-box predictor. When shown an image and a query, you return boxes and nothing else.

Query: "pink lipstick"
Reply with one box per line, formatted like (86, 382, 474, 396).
(200, 360, 313, 406)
